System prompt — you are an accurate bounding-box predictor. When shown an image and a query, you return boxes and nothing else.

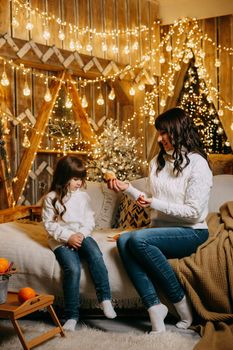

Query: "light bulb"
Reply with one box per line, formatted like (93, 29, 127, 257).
(217, 127, 223, 135)
(65, 96, 72, 108)
(44, 87, 52, 102)
(12, 17, 19, 27)
(70, 40, 75, 50)
(58, 30, 65, 41)
(215, 59, 221, 67)
(124, 45, 130, 54)
(81, 95, 88, 108)
(97, 91, 104, 105)
(129, 86, 135, 96)
(159, 56, 165, 64)
(26, 22, 33, 31)
(138, 83, 145, 91)
(218, 109, 224, 116)
(112, 45, 118, 53)
(108, 88, 115, 100)
(22, 133, 30, 148)
(160, 99, 166, 107)
(76, 40, 82, 50)
(225, 140, 230, 147)
(1, 71, 9, 86)
(149, 109, 155, 116)
(23, 81, 31, 96)
(86, 43, 93, 52)
(101, 42, 107, 51)
(43, 29, 51, 40)
(166, 45, 172, 52)
(132, 42, 139, 50)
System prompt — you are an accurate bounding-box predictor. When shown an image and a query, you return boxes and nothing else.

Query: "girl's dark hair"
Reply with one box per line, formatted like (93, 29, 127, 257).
(49, 155, 86, 217)
(155, 107, 209, 175)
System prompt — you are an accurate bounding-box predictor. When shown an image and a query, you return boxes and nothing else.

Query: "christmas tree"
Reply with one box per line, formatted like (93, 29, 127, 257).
(178, 59, 232, 154)
(47, 85, 81, 151)
(87, 119, 142, 181)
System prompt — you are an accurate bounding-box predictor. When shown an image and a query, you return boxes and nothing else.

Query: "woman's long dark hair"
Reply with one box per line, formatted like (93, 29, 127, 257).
(155, 107, 209, 175)
(49, 155, 86, 217)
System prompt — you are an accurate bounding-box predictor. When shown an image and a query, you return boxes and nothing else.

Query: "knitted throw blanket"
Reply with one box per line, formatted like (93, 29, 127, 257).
(170, 201, 233, 350)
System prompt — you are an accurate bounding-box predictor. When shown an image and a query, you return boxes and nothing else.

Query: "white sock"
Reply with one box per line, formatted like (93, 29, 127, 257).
(101, 300, 117, 319)
(174, 295, 193, 329)
(63, 319, 77, 331)
(148, 303, 168, 333)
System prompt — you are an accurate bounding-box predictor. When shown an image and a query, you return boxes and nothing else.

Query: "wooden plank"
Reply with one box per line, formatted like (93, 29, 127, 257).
(117, 0, 128, 65)
(218, 15, 233, 150)
(0, 0, 10, 34)
(0, 206, 31, 223)
(128, 0, 139, 65)
(202, 18, 218, 106)
(148, 61, 189, 161)
(13, 72, 65, 202)
(30, 0, 44, 45)
(0, 35, 127, 79)
(12, 0, 28, 40)
(63, 0, 76, 51)
(46, 0, 61, 49)
(77, 0, 89, 55)
(104, 0, 116, 62)
(91, 0, 104, 59)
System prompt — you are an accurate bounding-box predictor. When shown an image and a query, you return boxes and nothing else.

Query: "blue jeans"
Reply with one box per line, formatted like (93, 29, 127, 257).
(117, 227, 208, 309)
(54, 236, 111, 321)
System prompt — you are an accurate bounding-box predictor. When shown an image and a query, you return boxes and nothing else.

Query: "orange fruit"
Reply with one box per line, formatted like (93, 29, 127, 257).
(0, 258, 9, 273)
(18, 287, 36, 303)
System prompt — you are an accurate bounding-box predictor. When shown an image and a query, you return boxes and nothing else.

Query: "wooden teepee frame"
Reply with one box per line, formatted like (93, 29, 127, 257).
(0, 71, 96, 207)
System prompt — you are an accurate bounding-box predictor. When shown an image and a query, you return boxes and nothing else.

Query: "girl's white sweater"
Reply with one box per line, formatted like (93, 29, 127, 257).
(126, 153, 213, 229)
(42, 189, 95, 251)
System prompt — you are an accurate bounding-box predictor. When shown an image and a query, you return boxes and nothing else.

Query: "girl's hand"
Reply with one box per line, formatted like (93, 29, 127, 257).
(67, 233, 84, 249)
(136, 194, 152, 208)
(107, 178, 129, 192)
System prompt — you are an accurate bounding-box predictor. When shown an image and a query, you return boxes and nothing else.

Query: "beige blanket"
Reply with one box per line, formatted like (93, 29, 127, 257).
(170, 201, 233, 350)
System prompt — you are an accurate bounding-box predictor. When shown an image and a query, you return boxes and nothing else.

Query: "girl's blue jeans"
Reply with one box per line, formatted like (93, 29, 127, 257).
(54, 236, 111, 321)
(117, 227, 208, 309)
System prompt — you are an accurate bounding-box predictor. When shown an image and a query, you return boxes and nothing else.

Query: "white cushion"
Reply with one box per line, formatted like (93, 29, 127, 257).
(208, 175, 233, 213)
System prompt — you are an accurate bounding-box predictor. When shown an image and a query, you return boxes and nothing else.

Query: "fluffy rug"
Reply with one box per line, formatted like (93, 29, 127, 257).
(0, 319, 199, 350)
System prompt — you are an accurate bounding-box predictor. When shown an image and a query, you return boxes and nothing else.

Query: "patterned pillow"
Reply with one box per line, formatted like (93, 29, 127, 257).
(114, 193, 151, 229)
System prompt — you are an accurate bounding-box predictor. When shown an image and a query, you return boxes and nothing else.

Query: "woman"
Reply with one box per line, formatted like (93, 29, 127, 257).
(107, 107, 212, 333)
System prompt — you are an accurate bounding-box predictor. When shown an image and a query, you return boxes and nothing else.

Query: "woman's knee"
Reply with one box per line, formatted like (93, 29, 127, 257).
(117, 232, 132, 252)
(128, 231, 147, 252)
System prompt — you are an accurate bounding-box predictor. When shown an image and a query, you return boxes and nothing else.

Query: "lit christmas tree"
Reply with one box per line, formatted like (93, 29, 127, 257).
(47, 85, 81, 151)
(87, 119, 142, 181)
(178, 59, 232, 154)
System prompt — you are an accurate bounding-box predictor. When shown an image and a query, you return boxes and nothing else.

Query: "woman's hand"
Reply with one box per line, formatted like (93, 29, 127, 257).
(107, 178, 129, 192)
(67, 233, 84, 249)
(136, 194, 152, 208)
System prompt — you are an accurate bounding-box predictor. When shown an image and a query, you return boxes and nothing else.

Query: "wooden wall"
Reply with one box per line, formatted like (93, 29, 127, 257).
(0, 0, 232, 208)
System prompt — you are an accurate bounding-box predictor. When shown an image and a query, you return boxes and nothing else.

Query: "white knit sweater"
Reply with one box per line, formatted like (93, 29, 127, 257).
(42, 189, 95, 251)
(126, 153, 213, 229)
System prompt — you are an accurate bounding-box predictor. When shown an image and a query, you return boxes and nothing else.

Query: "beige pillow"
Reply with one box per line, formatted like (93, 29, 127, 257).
(95, 183, 121, 228)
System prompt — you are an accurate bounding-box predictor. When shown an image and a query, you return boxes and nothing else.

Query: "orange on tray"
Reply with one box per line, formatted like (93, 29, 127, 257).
(0, 258, 10, 273)
(18, 287, 37, 303)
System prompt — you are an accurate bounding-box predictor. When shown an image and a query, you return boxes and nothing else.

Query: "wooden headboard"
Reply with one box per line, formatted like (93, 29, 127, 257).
(0, 206, 41, 224)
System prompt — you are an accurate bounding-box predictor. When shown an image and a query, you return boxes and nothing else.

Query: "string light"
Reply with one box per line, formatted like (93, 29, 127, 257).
(23, 76, 31, 96)
(108, 87, 116, 100)
(129, 85, 136, 96)
(81, 94, 88, 108)
(1, 63, 9, 86)
(97, 90, 105, 105)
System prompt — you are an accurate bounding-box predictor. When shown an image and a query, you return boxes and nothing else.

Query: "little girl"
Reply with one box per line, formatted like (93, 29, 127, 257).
(42, 155, 116, 331)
